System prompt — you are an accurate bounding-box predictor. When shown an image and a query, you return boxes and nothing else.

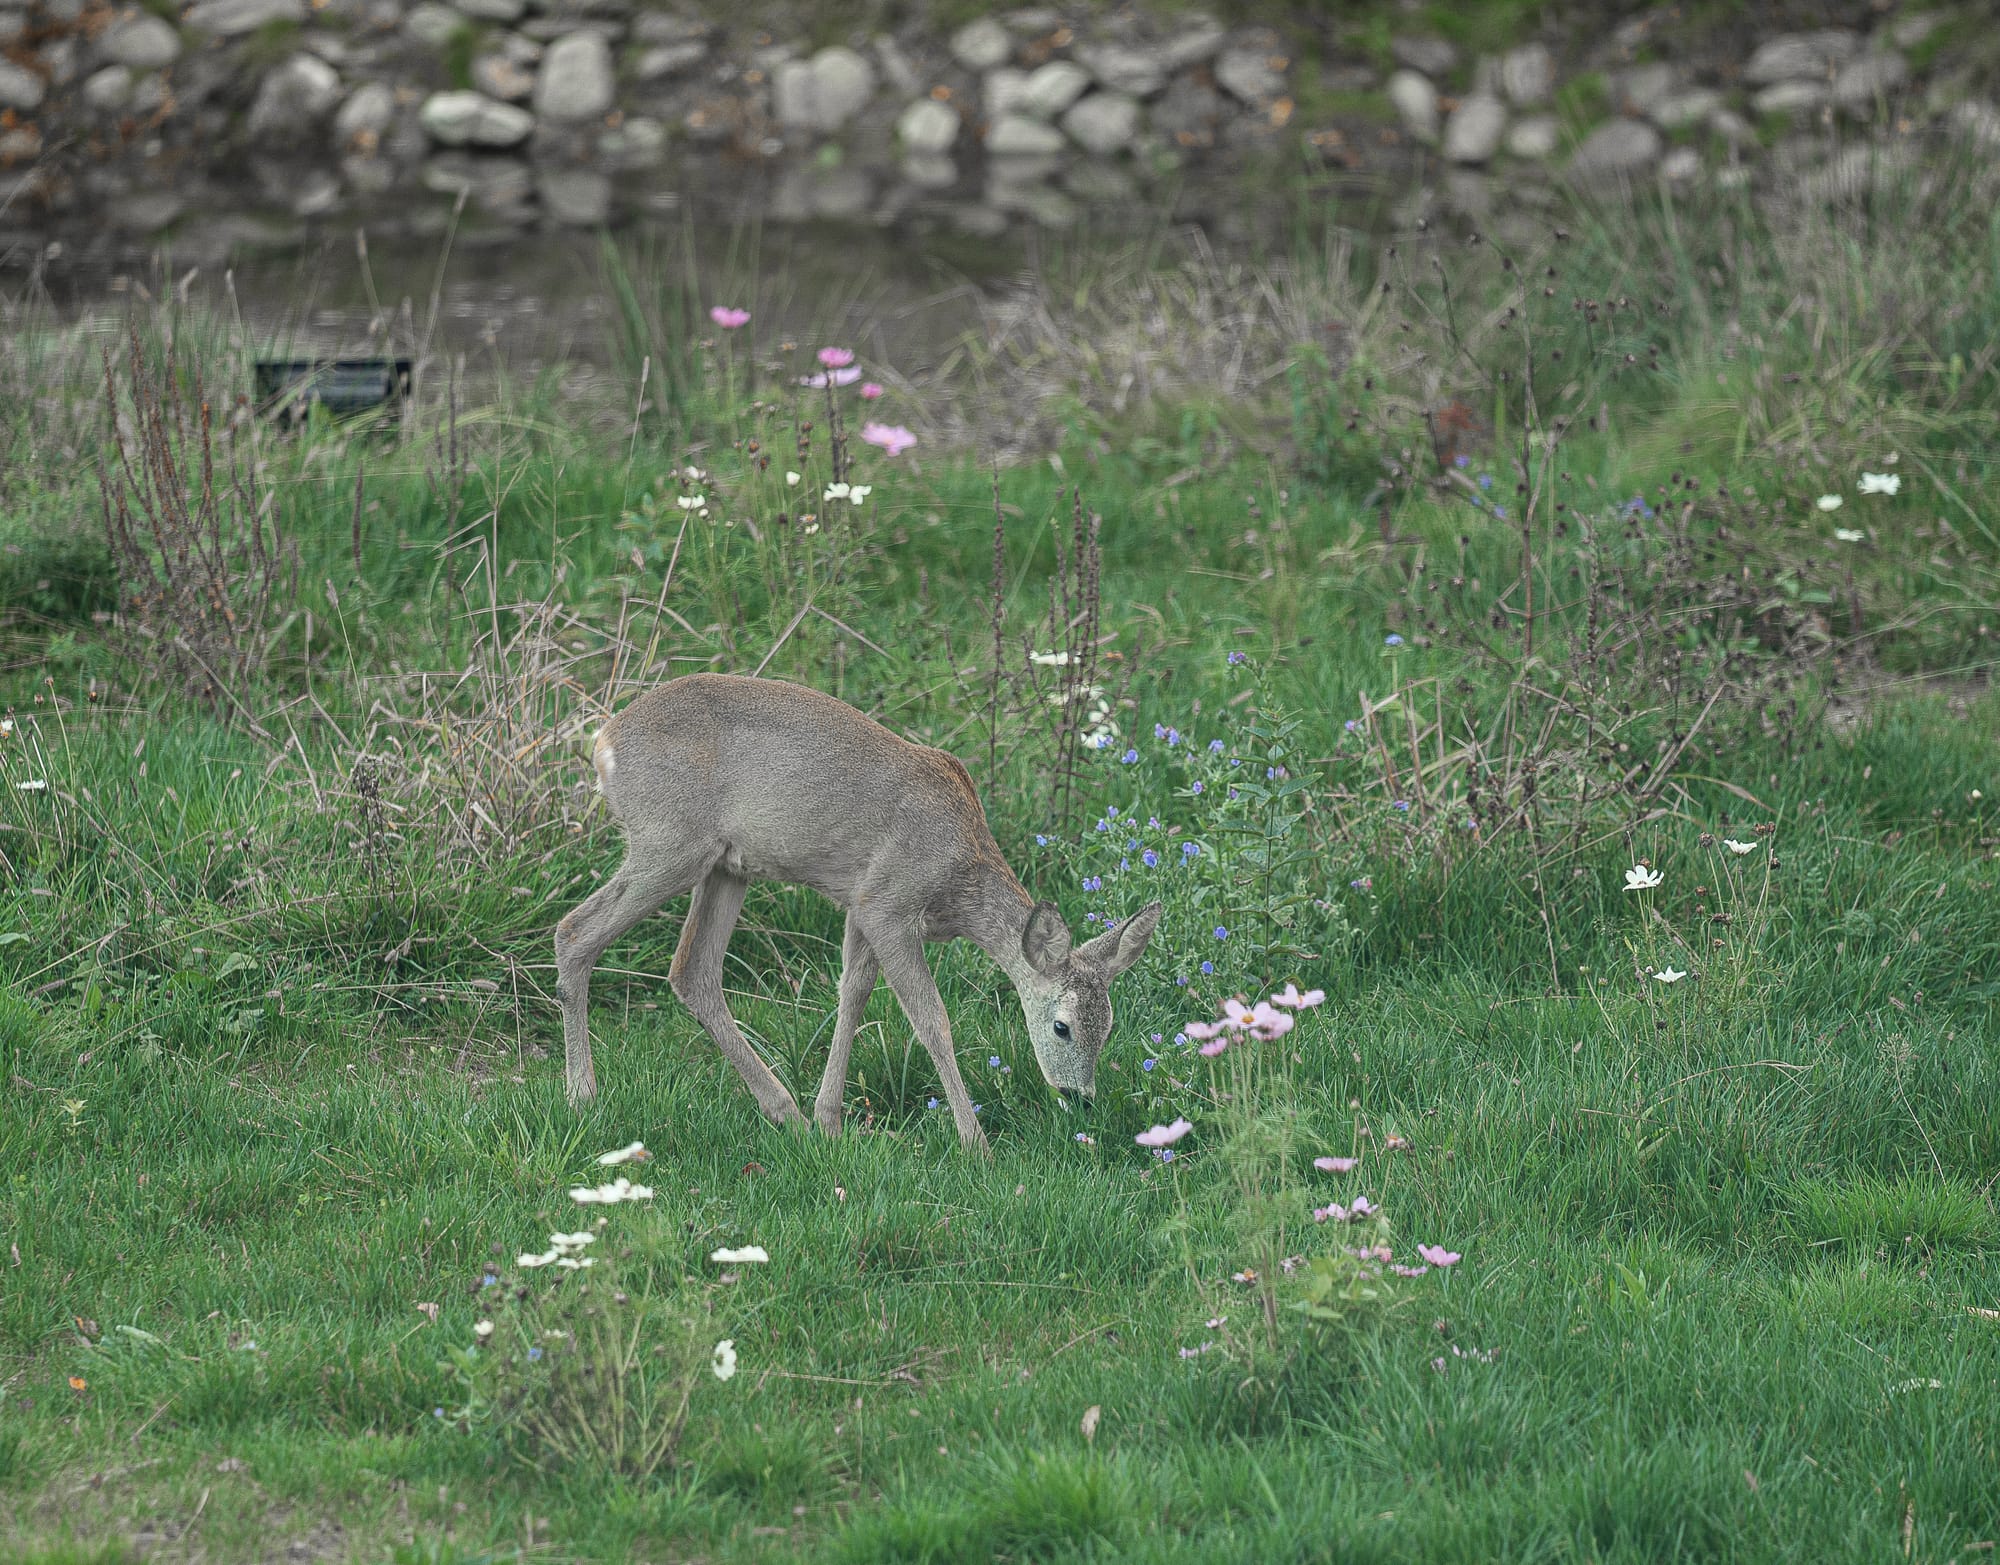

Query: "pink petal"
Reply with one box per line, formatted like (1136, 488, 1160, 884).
(817, 347, 855, 368)
(709, 306, 750, 329)
(1313, 1156, 1358, 1173)
(1417, 1244, 1461, 1268)
(859, 382, 884, 399)
(1197, 1038, 1228, 1057)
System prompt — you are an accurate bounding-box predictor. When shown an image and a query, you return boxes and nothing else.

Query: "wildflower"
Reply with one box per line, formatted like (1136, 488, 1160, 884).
(860, 421, 917, 456)
(1036, 835, 1048, 846)
(785, 471, 800, 486)
(1623, 864, 1663, 891)
(1350, 877, 1372, 891)
(1349, 1196, 1375, 1217)
(860, 382, 884, 399)
(1142, 849, 1159, 867)
(988, 1055, 1002, 1068)
(1198, 1038, 1228, 1057)
(1075, 1132, 1095, 1145)
(16, 780, 47, 791)
(1135, 1117, 1193, 1148)
(677, 494, 707, 511)
(1082, 875, 1102, 892)
(1654, 967, 1687, 984)
(1314, 1156, 1358, 1173)
(1478, 474, 1493, 490)
(712, 1339, 738, 1380)
(1178, 1342, 1213, 1358)
(1156, 1148, 1175, 1163)
(1858, 472, 1900, 495)
(474, 1320, 494, 1338)
(1384, 634, 1404, 647)
(1214, 926, 1228, 940)
(1206, 1315, 1227, 1329)
(801, 366, 862, 389)
(1392, 1264, 1430, 1277)
(549, 1231, 596, 1252)
(824, 482, 851, 501)
(1493, 506, 1508, 519)
(710, 1246, 769, 1265)
(596, 1142, 648, 1166)
(554, 1256, 596, 1270)
(1383, 1134, 1409, 1151)
(927, 1097, 939, 1110)
(1344, 719, 1359, 732)
(569, 1176, 654, 1204)
(817, 347, 854, 368)
(1121, 749, 1139, 765)
(1199, 960, 1213, 975)
(1142, 1058, 1157, 1072)
(1417, 1244, 1461, 1268)
(1209, 739, 1225, 753)
(527, 1346, 543, 1361)
(1723, 839, 1757, 855)
(1191, 781, 1204, 795)
(1392, 800, 1411, 812)
(1030, 649, 1071, 667)
(1312, 1203, 1348, 1223)
(1816, 494, 1843, 512)
(1271, 984, 1326, 1009)
(709, 306, 750, 329)
(1834, 528, 1865, 542)
(0, 718, 12, 736)
(1227, 650, 1247, 666)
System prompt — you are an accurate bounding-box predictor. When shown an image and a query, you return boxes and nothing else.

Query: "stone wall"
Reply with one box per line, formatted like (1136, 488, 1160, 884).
(0, 0, 1996, 261)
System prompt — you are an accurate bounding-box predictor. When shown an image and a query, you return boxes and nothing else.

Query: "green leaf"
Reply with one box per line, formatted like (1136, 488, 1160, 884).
(0, 932, 28, 947)
(215, 952, 259, 981)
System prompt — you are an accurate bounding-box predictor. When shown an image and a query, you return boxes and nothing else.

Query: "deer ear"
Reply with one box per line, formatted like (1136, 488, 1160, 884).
(1021, 901, 1072, 975)
(1077, 901, 1162, 977)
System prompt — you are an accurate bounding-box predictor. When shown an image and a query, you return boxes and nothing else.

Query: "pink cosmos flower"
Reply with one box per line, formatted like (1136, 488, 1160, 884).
(860, 382, 884, 399)
(1197, 1038, 1228, 1057)
(800, 366, 863, 389)
(1184, 1019, 1227, 1041)
(1135, 1117, 1193, 1149)
(1313, 1156, 1358, 1173)
(1270, 983, 1326, 1009)
(860, 421, 917, 456)
(1392, 1264, 1430, 1277)
(1312, 1203, 1347, 1224)
(816, 347, 855, 369)
(709, 306, 750, 329)
(1417, 1244, 1461, 1268)
(1349, 1195, 1375, 1218)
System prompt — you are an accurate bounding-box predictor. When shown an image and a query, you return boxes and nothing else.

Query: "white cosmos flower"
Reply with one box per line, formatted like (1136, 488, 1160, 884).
(1654, 967, 1687, 984)
(785, 471, 800, 486)
(1623, 864, 1663, 891)
(712, 1339, 738, 1381)
(1858, 472, 1900, 495)
(16, 780, 47, 792)
(0, 718, 13, 736)
(596, 1141, 648, 1166)
(1723, 839, 1758, 855)
(1816, 494, 1843, 512)
(823, 482, 851, 501)
(1834, 529, 1865, 542)
(846, 484, 871, 504)
(1030, 650, 1072, 667)
(549, 1231, 596, 1252)
(554, 1256, 596, 1269)
(568, 1176, 654, 1205)
(677, 494, 707, 511)
(474, 1320, 494, 1339)
(518, 1249, 559, 1268)
(709, 1245, 769, 1265)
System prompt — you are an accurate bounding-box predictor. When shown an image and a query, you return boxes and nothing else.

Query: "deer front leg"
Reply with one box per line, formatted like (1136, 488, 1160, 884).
(670, 868, 805, 1127)
(555, 856, 686, 1105)
(813, 914, 879, 1137)
(865, 921, 989, 1154)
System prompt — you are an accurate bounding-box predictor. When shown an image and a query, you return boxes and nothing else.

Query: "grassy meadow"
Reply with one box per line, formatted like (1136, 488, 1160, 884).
(2, 159, 1999, 1563)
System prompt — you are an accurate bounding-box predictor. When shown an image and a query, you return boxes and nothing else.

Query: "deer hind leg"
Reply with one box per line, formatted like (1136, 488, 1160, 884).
(812, 914, 879, 1137)
(669, 867, 805, 1127)
(864, 919, 989, 1154)
(555, 845, 703, 1106)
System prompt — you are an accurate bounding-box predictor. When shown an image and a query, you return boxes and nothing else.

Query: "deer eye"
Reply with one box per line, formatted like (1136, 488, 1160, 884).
(1053, 1020, 1072, 1040)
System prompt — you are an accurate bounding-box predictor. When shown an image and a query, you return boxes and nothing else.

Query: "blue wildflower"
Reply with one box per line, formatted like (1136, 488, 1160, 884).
(1108, 807, 1119, 819)
(988, 1055, 1001, 1068)
(1345, 719, 1360, 732)
(927, 1097, 939, 1110)
(1143, 848, 1159, 867)
(1155, 723, 1168, 738)
(1191, 780, 1204, 795)
(1393, 800, 1411, 812)
(1478, 474, 1493, 490)
(1183, 841, 1200, 858)
(1142, 1058, 1157, 1072)
(1214, 926, 1228, 940)
(1096, 820, 1108, 832)
(1157, 1148, 1175, 1163)
(1166, 728, 1181, 746)
(1122, 749, 1139, 765)
(528, 1347, 543, 1361)
(1494, 506, 1508, 519)
(1036, 834, 1049, 846)
(1385, 633, 1403, 647)
(1209, 739, 1225, 753)
(1151, 1032, 1163, 1043)
(1120, 859, 1129, 871)
(1454, 453, 1471, 468)
(1227, 651, 1247, 666)
(1200, 960, 1214, 975)
(1083, 875, 1103, 891)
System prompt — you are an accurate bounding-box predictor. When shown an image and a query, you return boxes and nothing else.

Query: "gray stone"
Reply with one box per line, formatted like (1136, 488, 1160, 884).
(1158, 19, 1226, 72)
(1149, 76, 1222, 143)
(1947, 99, 2000, 148)
(1061, 91, 1139, 155)
(247, 52, 342, 143)
(1650, 88, 1721, 130)
(1567, 118, 1661, 181)
(774, 46, 876, 132)
(82, 64, 133, 113)
(1063, 158, 1133, 202)
(1614, 63, 1676, 116)
(986, 112, 1064, 155)
(333, 79, 395, 143)
(632, 10, 705, 45)
(896, 96, 958, 154)
(0, 60, 43, 112)
(112, 191, 185, 231)
(950, 16, 1011, 72)
(1386, 69, 1438, 143)
(988, 174, 1076, 227)
(471, 52, 533, 100)
(291, 169, 342, 216)
(1801, 141, 1914, 202)
(1390, 35, 1457, 76)
(42, 37, 80, 88)
(99, 12, 181, 71)
(1442, 92, 1506, 163)
(984, 68, 1027, 119)
(455, 0, 520, 17)
(1077, 42, 1163, 98)
(404, 3, 462, 46)
(900, 151, 956, 189)
(1018, 59, 1089, 119)
(1442, 168, 1493, 218)
(1753, 80, 1827, 115)
(1504, 114, 1559, 158)
(423, 153, 531, 209)
(0, 11, 23, 44)
(1214, 47, 1282, 105)
(598, 113, 665, 166)
(41, 0, 82, 21)
(538, 167, 610, 224)
(1709, 108, 1754, 145)
(1743, 30, 1859, 85)
(341, 152, 397, 194)
(534, 30, 613, 122)
(183, 0, 302, 34)
(635, 39, 704, 80)
(1830, 52, 1908, 112)
(1890, 14, 1941, 49)
(419, 88, 533, 146)
(1499, 42, 1552, 106)
(1658, 146, 1700, 184)
(874, 35, 919, 97)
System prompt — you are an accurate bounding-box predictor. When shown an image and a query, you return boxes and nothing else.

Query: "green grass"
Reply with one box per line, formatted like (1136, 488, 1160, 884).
(3, 165, 1999, 1561)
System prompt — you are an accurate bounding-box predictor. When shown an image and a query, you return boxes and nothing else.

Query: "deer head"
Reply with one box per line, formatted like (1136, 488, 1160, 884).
(1016, 900, 1163, 1098)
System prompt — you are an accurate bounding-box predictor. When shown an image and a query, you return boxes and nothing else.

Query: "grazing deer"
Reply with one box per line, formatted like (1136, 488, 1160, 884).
(555, 673, 1161, 1151)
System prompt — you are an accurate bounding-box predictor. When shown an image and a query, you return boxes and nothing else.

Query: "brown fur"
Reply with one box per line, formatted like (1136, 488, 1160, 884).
(554, 674, 1160, 1152)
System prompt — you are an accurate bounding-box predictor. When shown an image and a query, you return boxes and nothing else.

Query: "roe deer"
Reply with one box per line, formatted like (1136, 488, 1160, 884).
(555, 673, 1161, 1151)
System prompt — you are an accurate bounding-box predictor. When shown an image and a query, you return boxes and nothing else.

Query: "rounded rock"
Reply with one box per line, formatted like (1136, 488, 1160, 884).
(333, 79, 396, 145)
(1061, 91, 1139, 156)
(534, 31, 614, 123)
(986, 113, 1065, 156)
(1499, 42, 1553, 106)
(82, 63, 134, 113)
(1386, 69, 1438, 144)
(1567, 118, 1661, 183)
(1018, 59, 1089, 119)
(949, 16, 1011, 72)
(1442, 92, 1506, 164)
(98, 12, 181, 72)
(0, 60, 44, 112)
(246, 53, 343, 144)
(896, 96, 959, 155)
(1504, 114, 1560, 159)
(419, 89, 534, 147)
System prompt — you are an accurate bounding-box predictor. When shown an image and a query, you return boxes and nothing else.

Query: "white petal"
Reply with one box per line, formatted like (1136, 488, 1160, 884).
(709, 1245, 770, 1265)
(596, 1142, 648, 1166)
(1815, 494, 1843, 511)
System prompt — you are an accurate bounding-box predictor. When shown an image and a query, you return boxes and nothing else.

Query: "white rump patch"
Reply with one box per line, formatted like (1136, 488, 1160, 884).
(593, 734, 617, 793)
